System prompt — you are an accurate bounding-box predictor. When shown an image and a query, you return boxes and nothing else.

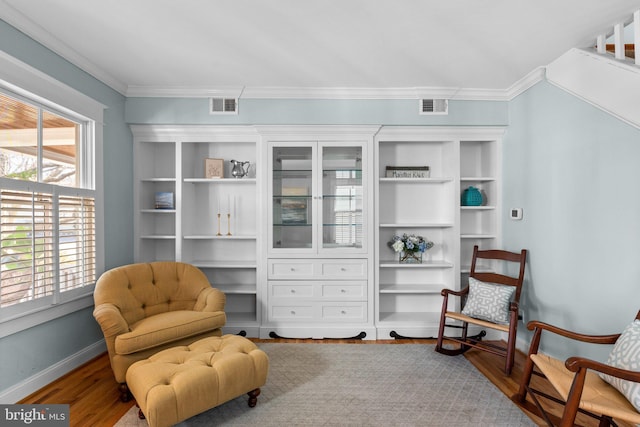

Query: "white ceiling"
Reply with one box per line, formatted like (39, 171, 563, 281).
(1, 0, 639, 97)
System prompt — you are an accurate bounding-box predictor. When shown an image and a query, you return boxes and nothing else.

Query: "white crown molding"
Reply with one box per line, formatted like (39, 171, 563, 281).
(126, 85, 461, 99)
(125, 69, 546, 100)
(123, 70, 546, 100)
(0, 0, 128, 95)
(126, 85, 246, 98)
(448, 88, 508, 101)
(442, 68, 546, 101)
(124, 77, 544, 100)
(241, 86, 464, 99)
(505, 67, 547, 100)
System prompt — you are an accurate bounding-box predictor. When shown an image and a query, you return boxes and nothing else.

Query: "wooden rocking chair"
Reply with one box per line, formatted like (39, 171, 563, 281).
(512, 311, 640, 427)
(435, 245, 527, 375)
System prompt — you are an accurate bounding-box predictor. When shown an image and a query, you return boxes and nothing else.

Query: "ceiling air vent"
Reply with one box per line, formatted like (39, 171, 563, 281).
(209, 97, 238, 114)
(419, 98, 448, 115)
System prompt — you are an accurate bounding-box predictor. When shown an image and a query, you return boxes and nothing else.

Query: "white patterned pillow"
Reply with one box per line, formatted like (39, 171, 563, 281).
(599, 319, 640, 412)
(461, 277, 515, 324)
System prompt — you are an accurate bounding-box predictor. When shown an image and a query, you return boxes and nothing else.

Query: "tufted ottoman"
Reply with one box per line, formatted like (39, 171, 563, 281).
(125, 335, 269, 427)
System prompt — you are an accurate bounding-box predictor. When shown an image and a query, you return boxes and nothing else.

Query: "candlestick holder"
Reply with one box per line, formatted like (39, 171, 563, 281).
(226, 213, 232, 236)
(216, 213, 222, 236)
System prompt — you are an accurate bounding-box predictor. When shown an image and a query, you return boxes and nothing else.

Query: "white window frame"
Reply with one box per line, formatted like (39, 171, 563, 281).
(0, 50, 104, 338)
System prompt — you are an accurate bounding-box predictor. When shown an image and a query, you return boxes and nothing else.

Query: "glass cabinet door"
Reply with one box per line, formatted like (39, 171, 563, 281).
(321, 145, 363, 250)
(272, 146, 314, 249)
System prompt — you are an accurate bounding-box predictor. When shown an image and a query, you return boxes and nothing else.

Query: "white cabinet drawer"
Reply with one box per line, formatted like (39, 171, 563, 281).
(271, 305, 314, 320)
(321, 282, 366, 298)
(268, 260, 315, 278)
(268, 259, 367, 279)
(320, 260, 366, 278)
(322, 303, 366, 322)
(270, 282, 314, 298)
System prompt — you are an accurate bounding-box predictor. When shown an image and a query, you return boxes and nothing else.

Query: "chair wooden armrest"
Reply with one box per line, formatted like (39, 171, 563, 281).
(565, 356, 640, 382)
(527, 320, 621, 345)
(440, 286, 469, 297)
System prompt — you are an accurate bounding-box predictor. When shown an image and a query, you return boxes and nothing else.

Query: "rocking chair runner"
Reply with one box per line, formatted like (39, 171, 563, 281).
(512, 311, 640, 427)
(435, 245, 527, 375)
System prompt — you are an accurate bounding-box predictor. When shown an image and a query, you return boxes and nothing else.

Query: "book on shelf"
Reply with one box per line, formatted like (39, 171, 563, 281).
(385, 166, 430, 178)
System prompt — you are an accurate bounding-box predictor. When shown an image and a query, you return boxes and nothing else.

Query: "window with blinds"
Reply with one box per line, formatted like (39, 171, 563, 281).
(0, 88, 96, 312)
(0, 190, 55, 306)
(0, 189, 95, 308)
(59, 194, 96, 293)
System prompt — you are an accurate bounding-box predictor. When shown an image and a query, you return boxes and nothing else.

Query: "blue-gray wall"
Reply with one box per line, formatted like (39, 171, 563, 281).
(504, 81, 640, 360)
(2, 17, 639, 398)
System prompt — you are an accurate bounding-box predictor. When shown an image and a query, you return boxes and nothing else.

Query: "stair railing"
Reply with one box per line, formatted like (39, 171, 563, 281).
(594, 9, 639, 66)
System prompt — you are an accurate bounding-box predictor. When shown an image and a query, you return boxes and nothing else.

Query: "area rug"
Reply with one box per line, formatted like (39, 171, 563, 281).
(115, 343, 534, 426)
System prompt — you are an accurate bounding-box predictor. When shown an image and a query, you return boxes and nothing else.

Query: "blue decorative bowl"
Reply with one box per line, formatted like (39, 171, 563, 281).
(462, 186, 483, 206)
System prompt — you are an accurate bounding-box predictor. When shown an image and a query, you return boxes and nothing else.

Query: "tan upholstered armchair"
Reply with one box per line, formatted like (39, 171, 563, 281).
(93, 262, 226, 401)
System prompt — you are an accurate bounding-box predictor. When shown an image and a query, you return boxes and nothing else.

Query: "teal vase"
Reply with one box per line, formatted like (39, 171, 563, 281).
(462, 187, 483, 206)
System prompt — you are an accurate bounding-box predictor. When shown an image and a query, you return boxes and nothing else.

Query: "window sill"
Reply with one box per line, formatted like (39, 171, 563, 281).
(0, 293, 95, 339)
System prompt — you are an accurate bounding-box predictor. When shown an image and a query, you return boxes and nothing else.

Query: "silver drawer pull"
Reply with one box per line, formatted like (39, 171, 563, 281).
(290, 310, 296, 315)
(341, 310, 347, 315)
(290, 289, 296, 293)
(341, 267, 347, 271)
(341, 289, 346, 293)
(290, 267, 296, 271)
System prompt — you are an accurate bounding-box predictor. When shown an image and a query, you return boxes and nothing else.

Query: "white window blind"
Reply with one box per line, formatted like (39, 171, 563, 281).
(0, 186, 95, 308)
(0, 189, 55, 306)
(58, 194, 96, 293)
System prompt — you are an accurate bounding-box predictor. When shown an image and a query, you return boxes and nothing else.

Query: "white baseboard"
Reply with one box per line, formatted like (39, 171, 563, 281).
(0, 340, 106, 404)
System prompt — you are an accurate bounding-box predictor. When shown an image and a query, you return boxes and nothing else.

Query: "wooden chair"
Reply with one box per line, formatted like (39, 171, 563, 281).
(435, 245, 527, 375)
(512, 311, 640, 427)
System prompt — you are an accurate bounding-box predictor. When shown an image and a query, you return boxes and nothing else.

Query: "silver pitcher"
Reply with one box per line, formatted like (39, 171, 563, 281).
(230, 160, 250, 178)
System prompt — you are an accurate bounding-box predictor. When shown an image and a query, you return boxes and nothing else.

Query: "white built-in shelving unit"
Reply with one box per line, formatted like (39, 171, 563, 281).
(132, 124, 502, 340)
(374, 127, 503, 339)
(132, 125, 262, 337)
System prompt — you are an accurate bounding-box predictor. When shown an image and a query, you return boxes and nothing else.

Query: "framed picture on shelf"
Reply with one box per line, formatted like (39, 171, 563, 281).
(205, 158, 224, 178)
(281, 187, 309, 224)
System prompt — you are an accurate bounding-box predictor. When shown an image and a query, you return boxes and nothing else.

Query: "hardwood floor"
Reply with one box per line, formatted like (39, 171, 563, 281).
(18, 350, 131, 427)
(18, 338, 632, 427)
